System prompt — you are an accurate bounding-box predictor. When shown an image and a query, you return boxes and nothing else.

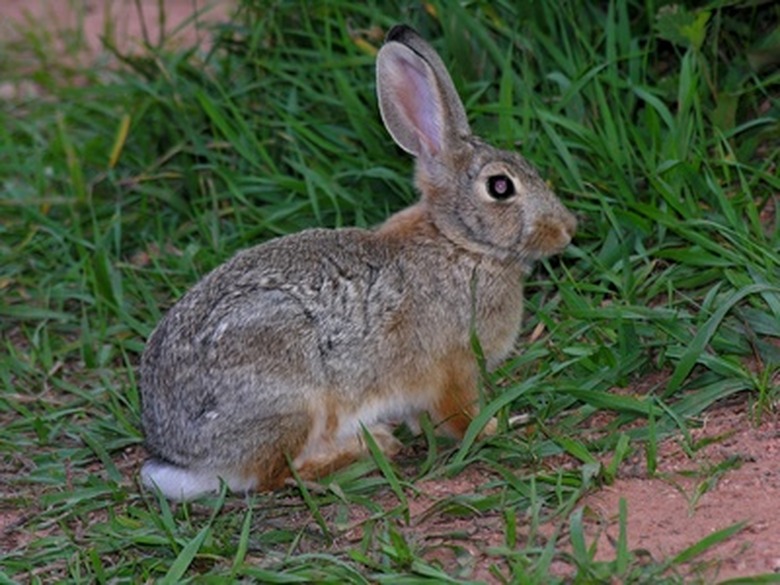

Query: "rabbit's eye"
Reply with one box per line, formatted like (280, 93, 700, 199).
(487, 174, 516, 200)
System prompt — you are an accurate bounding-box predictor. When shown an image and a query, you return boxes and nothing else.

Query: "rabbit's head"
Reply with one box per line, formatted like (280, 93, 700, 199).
(377, 25, 576, 265)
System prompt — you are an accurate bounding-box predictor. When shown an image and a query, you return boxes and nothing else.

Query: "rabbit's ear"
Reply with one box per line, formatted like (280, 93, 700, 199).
(376, 25, 471, 159)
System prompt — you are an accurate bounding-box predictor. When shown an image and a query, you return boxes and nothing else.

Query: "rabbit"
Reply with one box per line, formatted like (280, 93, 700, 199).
(139, 24, 577, 501)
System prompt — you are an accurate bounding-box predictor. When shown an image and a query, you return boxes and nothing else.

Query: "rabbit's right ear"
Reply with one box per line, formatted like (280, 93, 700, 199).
(376, 25, 471, 159)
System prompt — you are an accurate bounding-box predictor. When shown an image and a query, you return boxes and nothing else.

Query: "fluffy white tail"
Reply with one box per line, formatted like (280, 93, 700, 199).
(140, 459, 255, 501)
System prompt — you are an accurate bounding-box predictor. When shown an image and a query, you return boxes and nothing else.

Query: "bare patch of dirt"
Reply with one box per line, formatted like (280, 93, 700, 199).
(583, 399, 780, 579)
(2, 0, 234, 54)
(314, 398, 780, 582)
(1, 0, 234, 97)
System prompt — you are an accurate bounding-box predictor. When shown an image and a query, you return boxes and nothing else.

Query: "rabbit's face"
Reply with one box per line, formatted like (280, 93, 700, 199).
(377, 25, 576, 266)
(422, 139, 577, 264)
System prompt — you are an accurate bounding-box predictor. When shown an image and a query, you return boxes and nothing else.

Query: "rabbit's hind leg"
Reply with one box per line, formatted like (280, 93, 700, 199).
(239, 411, 313, 491)
(293, 422, 401, 482)
(246, 400, 402, 488)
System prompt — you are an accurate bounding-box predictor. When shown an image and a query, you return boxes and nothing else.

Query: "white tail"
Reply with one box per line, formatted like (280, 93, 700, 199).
(140, 459, 255, 501)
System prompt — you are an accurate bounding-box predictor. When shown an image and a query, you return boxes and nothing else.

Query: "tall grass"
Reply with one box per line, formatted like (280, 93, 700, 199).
(1, 0, 778, 581)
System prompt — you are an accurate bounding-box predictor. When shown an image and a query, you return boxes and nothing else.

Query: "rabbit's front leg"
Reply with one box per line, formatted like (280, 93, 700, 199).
(428, 351, 497, 440)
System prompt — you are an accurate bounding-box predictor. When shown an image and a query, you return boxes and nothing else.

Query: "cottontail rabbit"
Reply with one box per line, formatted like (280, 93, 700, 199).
(140, 24, 577, 500)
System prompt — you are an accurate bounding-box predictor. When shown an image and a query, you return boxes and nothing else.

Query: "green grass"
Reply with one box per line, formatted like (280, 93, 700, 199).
(1, 0, 779, 582)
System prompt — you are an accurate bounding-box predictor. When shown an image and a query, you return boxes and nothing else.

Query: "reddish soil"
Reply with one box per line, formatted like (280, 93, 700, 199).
(584, 400, 780, 580)
(325, 400, 780, 582)
(2, 0, 233, 54)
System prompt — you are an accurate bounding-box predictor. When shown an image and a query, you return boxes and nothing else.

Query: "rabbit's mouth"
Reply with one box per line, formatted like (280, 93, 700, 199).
(526, 214, 577, 258)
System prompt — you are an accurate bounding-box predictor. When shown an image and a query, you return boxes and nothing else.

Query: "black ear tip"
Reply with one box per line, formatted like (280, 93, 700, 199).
(385, 24, 419, 44)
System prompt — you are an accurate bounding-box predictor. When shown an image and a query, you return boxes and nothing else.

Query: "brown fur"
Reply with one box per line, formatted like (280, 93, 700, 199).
(242, 429, 309, 491)
(428, 351, 481, 438)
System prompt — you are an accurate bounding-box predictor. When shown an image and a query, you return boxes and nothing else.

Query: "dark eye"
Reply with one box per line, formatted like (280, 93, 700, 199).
(487, 174, 516, 200)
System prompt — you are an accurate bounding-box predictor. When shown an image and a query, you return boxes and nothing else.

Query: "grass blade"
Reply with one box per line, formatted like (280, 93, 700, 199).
(159, 524, 210, 585)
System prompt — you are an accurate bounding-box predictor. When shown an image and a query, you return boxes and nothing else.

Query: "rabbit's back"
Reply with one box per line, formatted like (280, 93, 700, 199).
(141, 221, 522, 475)
(140, 226, 469, 469)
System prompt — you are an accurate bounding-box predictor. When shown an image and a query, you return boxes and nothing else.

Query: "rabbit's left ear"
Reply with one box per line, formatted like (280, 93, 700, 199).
(376, 25, 471, 159)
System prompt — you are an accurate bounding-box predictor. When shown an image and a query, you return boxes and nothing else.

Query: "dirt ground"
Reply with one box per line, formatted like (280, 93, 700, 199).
(3, 2, 780, 581)
(338, 400, 780, 582)
(1, 0, 234, 57)
(584, 400, 780, 579)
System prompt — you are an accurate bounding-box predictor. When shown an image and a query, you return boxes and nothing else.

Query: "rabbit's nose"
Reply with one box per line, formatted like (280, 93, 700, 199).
(531, 212, 576, 255)
(562, 209, 577, 241)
